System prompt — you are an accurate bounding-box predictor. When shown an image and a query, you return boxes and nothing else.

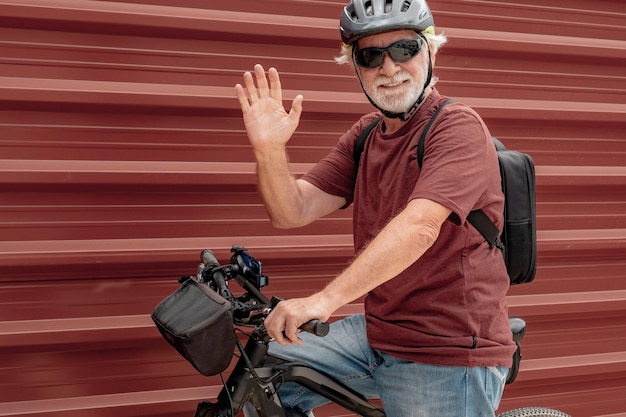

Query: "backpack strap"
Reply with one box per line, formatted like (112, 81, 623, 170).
(353, 116, 381, 172)
(355, 99, 454, 173)
(417, 99, 455, 169)
(416, 99, 503, 250)
(467, 209, 503, 250)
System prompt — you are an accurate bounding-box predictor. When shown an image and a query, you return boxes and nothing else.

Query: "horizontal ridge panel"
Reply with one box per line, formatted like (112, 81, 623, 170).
(1, 1, 624, 416)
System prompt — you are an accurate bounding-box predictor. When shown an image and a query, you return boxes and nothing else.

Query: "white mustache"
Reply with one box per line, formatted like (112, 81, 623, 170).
(375, 74, 411, 88)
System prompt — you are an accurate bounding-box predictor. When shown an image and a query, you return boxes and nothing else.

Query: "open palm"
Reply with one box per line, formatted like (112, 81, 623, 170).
(235, 65, 303, 152)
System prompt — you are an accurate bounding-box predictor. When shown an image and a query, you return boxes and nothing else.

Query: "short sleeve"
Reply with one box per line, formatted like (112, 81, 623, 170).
(409, 105, 501, 225)
(302, 112, 381, 207)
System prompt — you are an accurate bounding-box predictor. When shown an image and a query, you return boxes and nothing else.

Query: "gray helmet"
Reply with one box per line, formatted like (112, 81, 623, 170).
(340, 0, 435, 45)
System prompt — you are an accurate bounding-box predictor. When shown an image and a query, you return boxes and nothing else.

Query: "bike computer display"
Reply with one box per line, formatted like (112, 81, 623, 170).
(230, 245, 267, 288)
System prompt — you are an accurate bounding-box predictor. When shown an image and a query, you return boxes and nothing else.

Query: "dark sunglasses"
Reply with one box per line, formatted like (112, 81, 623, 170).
(354, 38, 423, 68)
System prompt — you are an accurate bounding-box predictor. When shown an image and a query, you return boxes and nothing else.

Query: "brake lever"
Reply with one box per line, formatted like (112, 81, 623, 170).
(247, 307, 272, 326)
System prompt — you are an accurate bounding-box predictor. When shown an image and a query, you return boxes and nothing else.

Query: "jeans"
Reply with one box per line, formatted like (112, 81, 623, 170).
(269, 314, 508, 417)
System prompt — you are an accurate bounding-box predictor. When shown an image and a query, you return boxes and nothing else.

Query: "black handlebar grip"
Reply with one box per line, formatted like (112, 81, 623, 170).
(201, 249, 219, 267)
(200, 249, 230, 297)
(299, 319, 330, 337)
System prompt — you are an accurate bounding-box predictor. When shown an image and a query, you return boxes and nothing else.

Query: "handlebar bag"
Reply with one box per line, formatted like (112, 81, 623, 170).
(151, 278, 236, 376)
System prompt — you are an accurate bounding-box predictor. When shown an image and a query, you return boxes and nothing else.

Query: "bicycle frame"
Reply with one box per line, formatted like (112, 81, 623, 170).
(196, 330, 386, 417)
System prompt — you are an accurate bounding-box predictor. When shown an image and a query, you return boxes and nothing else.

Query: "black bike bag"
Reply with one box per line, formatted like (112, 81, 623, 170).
(152, 278, 236, 376)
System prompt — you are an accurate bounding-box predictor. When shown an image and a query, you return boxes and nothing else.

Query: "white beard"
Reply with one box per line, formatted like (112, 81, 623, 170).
(363, 54, 428, 113)
(363, 70, 424, 114)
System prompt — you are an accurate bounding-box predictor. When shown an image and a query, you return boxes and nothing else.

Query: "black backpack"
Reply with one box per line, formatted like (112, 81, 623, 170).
(353, 100, 537, 285)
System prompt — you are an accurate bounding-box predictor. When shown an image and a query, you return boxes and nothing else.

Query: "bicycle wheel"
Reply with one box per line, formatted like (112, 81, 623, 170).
(497, 407, 571, 417)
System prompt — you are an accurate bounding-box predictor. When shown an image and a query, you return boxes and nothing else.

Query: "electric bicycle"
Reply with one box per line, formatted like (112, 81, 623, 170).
(152, 245, 571, 417)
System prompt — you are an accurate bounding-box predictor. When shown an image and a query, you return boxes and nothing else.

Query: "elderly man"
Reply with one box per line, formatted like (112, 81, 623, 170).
(234, 0, 516, 416)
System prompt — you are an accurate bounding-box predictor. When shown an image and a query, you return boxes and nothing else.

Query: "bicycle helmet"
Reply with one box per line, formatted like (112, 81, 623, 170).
(340, 0, 435, 45)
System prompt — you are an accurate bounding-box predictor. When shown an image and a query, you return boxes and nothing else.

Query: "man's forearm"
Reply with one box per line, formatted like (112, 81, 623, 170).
(316, 198, 451, 313)
(255, 147, 307, 229)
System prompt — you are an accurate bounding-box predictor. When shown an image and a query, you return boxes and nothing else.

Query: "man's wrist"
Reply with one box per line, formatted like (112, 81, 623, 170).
(253, 145, 288, 165)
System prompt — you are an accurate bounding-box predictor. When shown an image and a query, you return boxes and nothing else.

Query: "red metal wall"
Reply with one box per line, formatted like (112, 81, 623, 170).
(1, 1, 625, 416)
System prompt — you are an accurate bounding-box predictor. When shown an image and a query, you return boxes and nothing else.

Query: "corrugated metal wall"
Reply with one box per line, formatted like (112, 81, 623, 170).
(0, 1, 624, 416)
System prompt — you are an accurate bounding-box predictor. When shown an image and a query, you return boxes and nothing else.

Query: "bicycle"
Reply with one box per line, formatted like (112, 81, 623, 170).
(152, 245, 571, 417)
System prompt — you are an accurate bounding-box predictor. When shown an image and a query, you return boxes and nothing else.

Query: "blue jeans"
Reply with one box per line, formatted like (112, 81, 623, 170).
(269, 314, 508, 417)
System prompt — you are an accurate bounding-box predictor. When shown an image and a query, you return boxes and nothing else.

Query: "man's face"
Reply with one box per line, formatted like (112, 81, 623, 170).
(355, 30, 430, 115)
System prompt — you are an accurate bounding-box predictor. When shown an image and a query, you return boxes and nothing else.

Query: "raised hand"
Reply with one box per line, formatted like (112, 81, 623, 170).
(234, 64, 304, 153)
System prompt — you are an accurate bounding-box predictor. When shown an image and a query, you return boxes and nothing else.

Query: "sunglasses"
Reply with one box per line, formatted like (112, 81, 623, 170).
(354, 38, 423, 68)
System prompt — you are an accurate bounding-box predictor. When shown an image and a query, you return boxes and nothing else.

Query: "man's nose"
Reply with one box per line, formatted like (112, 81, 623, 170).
(378, 52, 400, 76)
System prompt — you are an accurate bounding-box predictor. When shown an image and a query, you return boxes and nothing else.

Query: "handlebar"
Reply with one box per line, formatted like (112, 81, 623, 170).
(300, 319, 330, 337)
(200, 249, 231, 299)
(197, 245, 329, 338)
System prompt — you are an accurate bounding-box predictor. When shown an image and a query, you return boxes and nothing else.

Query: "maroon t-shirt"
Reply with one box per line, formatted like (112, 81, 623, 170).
(302, 89, 516, 367)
